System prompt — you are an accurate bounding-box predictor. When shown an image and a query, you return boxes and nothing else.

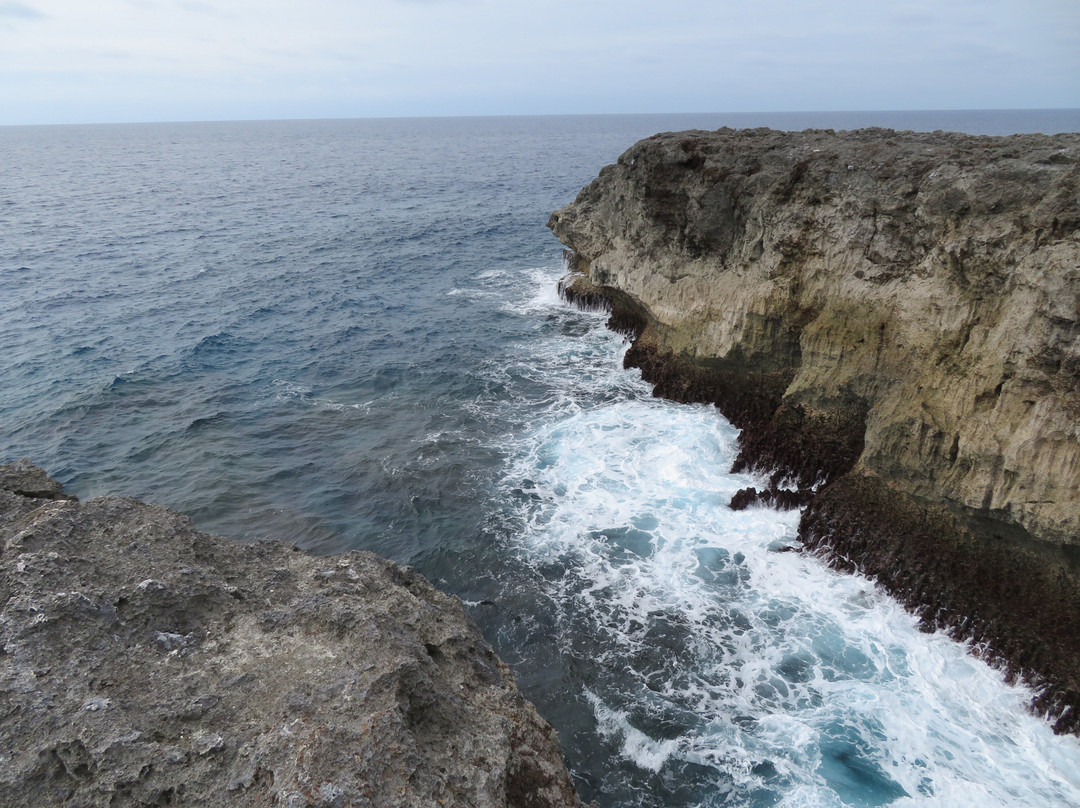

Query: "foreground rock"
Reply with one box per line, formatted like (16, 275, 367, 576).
(0, 460, 582, 807)
(549, 127, 1080, 733)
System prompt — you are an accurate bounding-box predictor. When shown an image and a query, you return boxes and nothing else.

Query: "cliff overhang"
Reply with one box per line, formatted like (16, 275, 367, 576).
(549, 126, 1080, 734)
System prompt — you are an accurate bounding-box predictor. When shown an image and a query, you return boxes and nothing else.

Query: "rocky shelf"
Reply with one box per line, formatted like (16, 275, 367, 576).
(549, 126, 1080, 734)
(0, 460, 583, 807)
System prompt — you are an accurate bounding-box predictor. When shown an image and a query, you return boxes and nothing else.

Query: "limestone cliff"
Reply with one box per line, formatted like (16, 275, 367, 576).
(0, 460, 583, 807)
(548, 127, 1080, 733)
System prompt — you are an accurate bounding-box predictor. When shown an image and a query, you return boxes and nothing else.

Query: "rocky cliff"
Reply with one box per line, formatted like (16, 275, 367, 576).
(0, 460, 583, 807)
(548, 127, 1080, 733)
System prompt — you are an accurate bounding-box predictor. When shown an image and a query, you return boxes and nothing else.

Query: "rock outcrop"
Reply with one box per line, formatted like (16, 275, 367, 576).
(548, 127, 1080, 733)
(0, 460, 582, 807)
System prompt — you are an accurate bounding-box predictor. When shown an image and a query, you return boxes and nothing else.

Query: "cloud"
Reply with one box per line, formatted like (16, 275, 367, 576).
(0, 1, 45, 18)
(174, 0, 230, 17)
(0, 0, 1076, 125)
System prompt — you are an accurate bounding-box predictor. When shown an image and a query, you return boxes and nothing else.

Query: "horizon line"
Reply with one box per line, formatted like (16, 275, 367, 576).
(3, 107, 1080, 130)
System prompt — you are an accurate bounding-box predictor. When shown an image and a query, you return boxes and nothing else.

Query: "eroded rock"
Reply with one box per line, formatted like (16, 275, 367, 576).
(549, 126, 1080, 733)
(0, 463, 582, 807)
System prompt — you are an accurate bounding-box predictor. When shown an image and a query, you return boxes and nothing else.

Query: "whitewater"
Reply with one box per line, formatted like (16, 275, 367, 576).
(469, 267, 1080, 807)
(3, 113, 1079, 807)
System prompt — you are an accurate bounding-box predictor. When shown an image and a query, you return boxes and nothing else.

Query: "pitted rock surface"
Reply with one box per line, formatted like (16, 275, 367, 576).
(0, 463, 582, 807)
(550, 127, 1080, 547)
(550, 127, 1080, 733)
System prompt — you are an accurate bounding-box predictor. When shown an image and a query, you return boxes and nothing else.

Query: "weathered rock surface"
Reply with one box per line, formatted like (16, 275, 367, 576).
(549, 127, 1080, 733)
(0, 461, 582, 807)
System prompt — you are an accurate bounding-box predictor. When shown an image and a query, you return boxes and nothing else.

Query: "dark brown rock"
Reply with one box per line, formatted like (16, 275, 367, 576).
(799, 472, 1080, 735)
(550, 126, 1080, 734)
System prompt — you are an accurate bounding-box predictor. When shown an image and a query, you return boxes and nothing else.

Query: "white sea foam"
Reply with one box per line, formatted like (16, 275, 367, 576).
(449, 266, 562, 308)
(496, 265, 1080, 807)
(271, 378, 382, 413)
(509, 266, 568, 314)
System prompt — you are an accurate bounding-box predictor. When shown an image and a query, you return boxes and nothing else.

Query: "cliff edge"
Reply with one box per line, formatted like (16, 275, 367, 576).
(548, 127, 1080, 733)
(0, 460, 582, 807)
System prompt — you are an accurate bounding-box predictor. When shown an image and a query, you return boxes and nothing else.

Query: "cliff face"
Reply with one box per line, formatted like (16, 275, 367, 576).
(0, 461, 582, 807)
(549, 127, 1080, 733)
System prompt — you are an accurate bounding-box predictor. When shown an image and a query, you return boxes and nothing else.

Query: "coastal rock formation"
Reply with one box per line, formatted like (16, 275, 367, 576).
(0, 460, 582, 807)
(548, 127, 1080, 733)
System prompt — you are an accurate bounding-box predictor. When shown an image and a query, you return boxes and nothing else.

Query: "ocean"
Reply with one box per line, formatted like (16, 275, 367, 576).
(3, 110, 1080, 807)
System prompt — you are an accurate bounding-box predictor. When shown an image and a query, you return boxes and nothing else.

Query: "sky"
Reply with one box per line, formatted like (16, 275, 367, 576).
(1, 0, 1078, 125)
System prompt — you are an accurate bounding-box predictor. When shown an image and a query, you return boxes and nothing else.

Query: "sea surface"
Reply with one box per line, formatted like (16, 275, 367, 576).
(3, 110, 1080, 807)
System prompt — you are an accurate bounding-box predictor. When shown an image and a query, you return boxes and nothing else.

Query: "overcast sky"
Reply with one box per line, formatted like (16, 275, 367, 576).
(1, 0, 1077, 125)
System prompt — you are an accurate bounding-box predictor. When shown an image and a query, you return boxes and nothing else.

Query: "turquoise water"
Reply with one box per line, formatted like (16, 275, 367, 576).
(3, 111, 1080, 806)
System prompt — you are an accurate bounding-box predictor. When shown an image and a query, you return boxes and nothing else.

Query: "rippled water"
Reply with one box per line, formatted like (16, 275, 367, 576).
(481, 280, 1080, 806)
(3, 111, 1080, 806)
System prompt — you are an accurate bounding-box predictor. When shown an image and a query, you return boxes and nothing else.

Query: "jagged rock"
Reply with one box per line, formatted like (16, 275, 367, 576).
(0, 463, 583, 807)
(0, 458, 77, 501)
(549, 127, 1080, 733)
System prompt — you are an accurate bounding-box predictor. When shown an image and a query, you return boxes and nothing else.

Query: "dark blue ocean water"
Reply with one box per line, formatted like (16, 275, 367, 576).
(3, 111, 1080, 807)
